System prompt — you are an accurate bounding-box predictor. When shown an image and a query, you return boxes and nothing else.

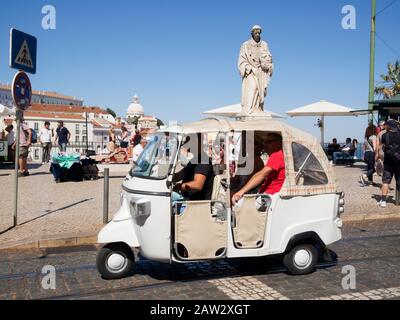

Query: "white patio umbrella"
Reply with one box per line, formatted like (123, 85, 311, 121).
(0, 104, 16, 131)
(286, 100, 357, 146)
(203, 103, 286, 119)
(0, 104, 16, 117)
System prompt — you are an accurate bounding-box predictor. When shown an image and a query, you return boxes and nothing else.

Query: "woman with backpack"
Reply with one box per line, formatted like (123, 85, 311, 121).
(360, 124, 377, 186)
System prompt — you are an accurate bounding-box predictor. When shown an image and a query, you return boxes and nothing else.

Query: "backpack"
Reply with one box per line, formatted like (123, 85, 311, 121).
(385, 133, 400, 163)
(30, 129, 38, 144)
(22, 126, 37, 144)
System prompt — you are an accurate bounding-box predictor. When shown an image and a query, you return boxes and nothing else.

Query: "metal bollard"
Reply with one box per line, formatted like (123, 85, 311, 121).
(103, 168, 110, 224)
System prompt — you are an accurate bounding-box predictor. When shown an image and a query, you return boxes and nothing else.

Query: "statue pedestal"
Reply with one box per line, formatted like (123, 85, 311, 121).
(235, 111, 277, 121)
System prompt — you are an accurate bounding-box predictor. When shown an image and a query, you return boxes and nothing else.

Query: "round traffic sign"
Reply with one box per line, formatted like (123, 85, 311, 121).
(12, 71, 32, 111)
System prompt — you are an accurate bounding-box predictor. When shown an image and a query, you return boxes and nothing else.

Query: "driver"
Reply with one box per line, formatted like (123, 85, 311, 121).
(173, 134, 215, 201)
(232, 133, 285, 203)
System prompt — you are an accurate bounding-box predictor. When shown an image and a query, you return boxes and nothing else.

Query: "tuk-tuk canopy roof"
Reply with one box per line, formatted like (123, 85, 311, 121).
(162, 117, 317, 142)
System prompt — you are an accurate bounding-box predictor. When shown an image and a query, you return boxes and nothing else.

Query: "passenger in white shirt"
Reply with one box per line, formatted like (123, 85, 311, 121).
(132, 138, 148, 163)
(38, 122, 53, 164)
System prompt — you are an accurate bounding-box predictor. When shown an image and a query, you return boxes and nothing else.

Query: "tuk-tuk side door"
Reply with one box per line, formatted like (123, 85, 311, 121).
(173, 200, 228, 261)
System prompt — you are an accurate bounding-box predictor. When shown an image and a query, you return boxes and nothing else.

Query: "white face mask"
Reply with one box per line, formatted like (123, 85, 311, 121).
(179, 152, 193, 167)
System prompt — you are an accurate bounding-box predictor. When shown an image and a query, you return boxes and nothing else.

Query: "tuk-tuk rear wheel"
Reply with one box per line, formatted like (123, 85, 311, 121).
(283, 244, 318, 275)
(97, 244, 135, 280)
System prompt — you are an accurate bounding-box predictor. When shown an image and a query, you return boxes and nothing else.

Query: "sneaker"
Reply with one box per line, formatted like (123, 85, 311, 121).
(17, 172, 25, 178)
(378, 200, 387, 208)
(23, 171, 30, 176)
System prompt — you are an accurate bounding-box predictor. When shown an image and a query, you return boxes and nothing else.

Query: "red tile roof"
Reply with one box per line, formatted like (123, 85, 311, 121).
(29, 104, 109, 115)
(24, 112, 86, 120)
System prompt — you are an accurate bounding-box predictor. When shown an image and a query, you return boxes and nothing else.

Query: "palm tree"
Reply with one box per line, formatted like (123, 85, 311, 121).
(375, 60, 400, 99)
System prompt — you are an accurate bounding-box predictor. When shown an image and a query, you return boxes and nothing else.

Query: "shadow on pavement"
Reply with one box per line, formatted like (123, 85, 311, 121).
(18, 198, 94, 226)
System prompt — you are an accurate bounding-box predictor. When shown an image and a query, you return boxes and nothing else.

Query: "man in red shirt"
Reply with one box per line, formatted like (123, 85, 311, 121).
(232, 133, 285, 204)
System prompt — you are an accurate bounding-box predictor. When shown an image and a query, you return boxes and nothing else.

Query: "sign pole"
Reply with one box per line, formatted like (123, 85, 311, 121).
(13, 110, 22, 227)
(9, 28, 37, 230)
(368, 0, 376, 124)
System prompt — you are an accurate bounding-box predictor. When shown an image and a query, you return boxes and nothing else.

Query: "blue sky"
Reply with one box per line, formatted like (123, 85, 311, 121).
(0, 0, 399, 142)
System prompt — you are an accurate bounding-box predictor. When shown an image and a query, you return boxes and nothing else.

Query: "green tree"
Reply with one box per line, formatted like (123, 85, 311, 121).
(127, 116, 139, 126)
(156, 118, 164, 128)
(375, 60, 400, 99)
(106, 108, 117, 118)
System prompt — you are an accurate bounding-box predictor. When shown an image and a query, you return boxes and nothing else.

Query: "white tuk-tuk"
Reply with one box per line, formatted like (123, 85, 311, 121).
(96, 118, 343, 279)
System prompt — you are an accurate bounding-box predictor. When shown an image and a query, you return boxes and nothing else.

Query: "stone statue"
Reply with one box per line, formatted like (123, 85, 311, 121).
(238, 25, 273, 114)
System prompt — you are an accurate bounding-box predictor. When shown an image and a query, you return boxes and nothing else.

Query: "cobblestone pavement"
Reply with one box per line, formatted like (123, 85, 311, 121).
(0, 219, 399, 300)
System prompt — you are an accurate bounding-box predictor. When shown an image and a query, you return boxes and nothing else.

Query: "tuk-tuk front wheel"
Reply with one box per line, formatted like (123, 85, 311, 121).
(97, 244, 135, 279)
(283, 244, 318, 275)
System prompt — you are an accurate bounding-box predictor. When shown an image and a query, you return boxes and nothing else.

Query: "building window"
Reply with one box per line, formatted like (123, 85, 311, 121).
(34, 123, 39, 132)
(82, 136, 87, 143)
(75, 136, 80, 143)
(75, 124, 80, 134)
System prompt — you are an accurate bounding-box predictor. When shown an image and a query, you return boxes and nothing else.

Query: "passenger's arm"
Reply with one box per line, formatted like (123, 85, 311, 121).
(232, 166, 273, 203)
(181, 174, 207, 192)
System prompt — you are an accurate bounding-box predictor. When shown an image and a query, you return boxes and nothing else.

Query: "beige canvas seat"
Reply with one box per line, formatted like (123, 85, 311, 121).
(232, 195, 270, 249)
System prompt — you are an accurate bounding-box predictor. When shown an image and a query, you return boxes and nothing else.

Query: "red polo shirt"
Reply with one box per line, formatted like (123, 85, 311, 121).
(259, 149, 286, 195)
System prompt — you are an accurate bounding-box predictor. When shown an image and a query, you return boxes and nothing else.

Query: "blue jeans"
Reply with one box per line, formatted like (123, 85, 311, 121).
(59, 143, 67, 152)
(333, 152, 342, 164)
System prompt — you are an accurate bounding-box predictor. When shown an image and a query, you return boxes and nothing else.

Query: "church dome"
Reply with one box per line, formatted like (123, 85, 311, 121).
(127, 95, 144, 117)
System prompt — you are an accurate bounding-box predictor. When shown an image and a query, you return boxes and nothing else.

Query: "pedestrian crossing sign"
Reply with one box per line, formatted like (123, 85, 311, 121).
(10, 29, 37, 74)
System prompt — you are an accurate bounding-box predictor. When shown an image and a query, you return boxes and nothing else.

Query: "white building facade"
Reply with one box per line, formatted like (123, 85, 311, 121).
(0, 83, 83, 107)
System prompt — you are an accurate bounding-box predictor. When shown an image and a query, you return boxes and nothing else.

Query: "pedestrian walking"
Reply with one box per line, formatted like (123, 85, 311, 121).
(131, 129, 142, 147)
(107, 128, 116, 154)
(360, 125, 377, 186)
(54, 121, 70, 152)
(375, 120, 387, 160)
(120, 126, 129, 151)
(378, 119, 400, 208)
(38, 121, 53, 163)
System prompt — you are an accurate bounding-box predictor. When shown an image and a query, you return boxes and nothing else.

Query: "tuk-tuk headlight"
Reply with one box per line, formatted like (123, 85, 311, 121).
(339, 198, 345, 206)
(130, 199, 151, 219)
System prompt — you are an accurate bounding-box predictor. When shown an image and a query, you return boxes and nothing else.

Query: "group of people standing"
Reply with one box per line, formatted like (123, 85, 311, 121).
(360, 119, 400, 208)
(107, 127, 147, 162)
(0, 119, 71, 177)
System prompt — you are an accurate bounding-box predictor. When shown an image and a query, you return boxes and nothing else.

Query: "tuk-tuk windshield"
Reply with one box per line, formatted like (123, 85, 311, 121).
(130, 133, 178, 179)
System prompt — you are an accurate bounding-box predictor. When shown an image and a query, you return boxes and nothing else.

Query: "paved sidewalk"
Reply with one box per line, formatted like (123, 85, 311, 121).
(0, 163, 124, 244)
(333, 163, 398, 217)
(0, 161, 399, 248)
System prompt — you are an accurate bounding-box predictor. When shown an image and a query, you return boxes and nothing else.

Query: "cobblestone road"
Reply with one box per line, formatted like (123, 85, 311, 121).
(0, 219, 399, 300)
